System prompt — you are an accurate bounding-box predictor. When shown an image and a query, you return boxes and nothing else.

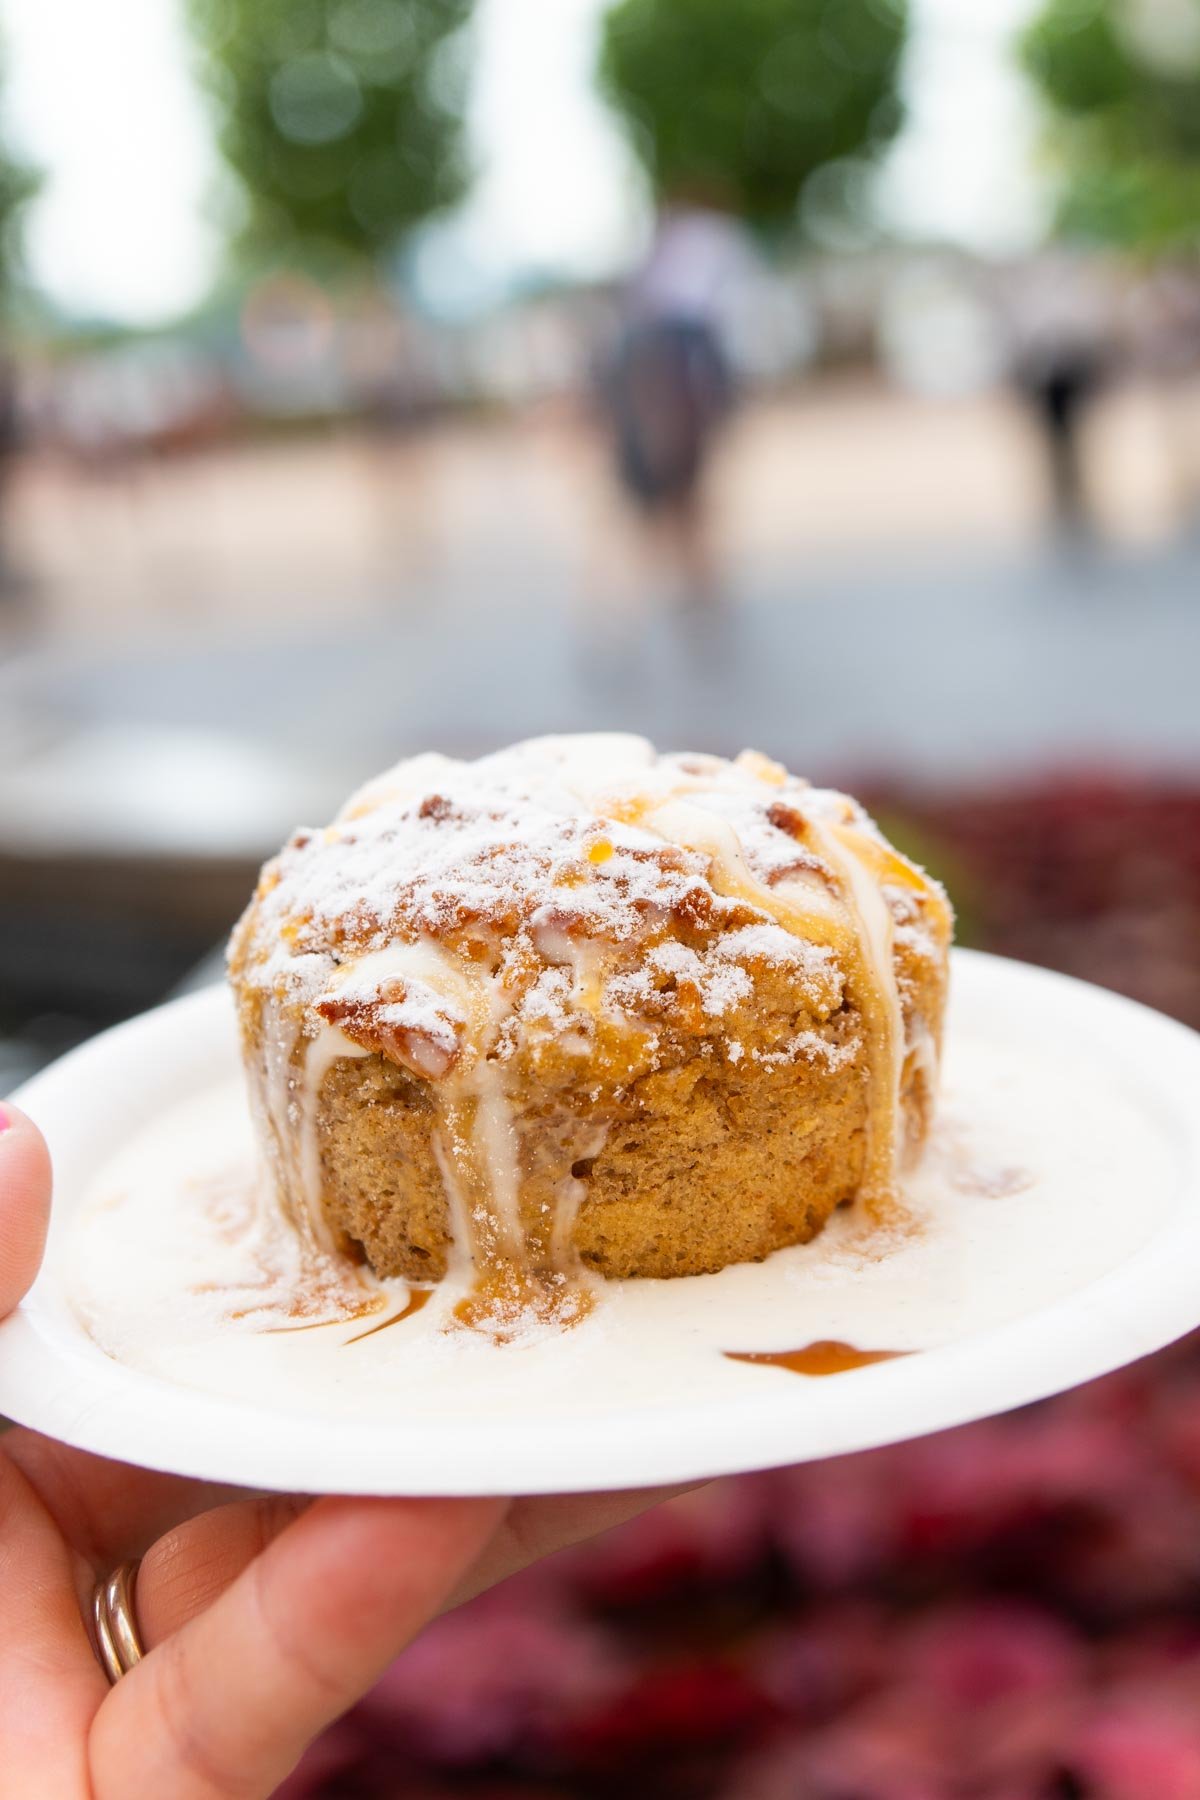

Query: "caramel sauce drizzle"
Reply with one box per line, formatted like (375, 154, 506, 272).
(258, 1292, 384, 1333)
(724, 1340, 909, 1376)
(259, 1286, 433, 1340)
(344, 1286, 433, 1343)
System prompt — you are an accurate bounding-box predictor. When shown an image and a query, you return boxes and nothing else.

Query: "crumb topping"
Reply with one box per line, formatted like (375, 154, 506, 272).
(231, 734, 946, 1072)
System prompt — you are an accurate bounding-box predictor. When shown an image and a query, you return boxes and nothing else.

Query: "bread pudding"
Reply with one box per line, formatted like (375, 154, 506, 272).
(228, 735, 952, 1325)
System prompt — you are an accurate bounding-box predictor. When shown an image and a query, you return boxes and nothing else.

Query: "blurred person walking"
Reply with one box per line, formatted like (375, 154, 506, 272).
(594, 0, 909, 625)
(1002, 253, 1118, 535)
(601, 204, 761, 615)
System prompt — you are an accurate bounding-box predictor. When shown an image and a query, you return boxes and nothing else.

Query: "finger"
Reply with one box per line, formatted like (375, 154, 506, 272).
(90, 1495, 506, 1800)
(0, 1103, 51, 1317)
(0, 1448, 108, 1795)
(3, 1431, 245, 1567)
(137, 1483, 702, 1643)
(446, 1482, 701, 1608)
(134, 1494, 311, 1646)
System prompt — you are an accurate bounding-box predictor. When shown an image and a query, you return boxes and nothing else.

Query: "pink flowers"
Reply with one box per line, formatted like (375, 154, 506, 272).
(278, 1329, 1200, 1798)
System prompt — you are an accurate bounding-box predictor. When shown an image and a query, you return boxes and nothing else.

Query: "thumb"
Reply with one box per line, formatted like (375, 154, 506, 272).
(0, 1103, 51, 1317)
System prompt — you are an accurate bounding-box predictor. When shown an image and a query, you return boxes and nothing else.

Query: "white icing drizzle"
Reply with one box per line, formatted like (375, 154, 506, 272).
(431, 1114, 489, 1285)
(550, 1121, 609, 1265)
(801, 811, 904, 1209)
(466, 1068, 523, 1255)
(296, 1021, 370, 1252)
(242, 995, 325, 1254)
(907, 1018, 940, 1096)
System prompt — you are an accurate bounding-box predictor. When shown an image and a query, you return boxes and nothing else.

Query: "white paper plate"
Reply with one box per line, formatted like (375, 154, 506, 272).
(2, 950, 1199, 1496)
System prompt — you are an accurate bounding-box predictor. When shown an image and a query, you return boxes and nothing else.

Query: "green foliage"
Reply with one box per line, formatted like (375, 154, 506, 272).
(188, 0, 473, 271)
(0, 152, 38, 306)
(1023, 0, 1135, 112)
(1021, 0, 1200, 251)
(598, 0, 908, 233)
(0, 32, 38, 309)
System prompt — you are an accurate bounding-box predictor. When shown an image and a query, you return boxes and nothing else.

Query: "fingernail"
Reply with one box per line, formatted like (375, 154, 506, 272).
(0, 1106, 10, 1134)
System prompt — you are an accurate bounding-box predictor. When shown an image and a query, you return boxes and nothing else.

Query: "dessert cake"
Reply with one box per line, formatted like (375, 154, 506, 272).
(228, 735, 952, 1324)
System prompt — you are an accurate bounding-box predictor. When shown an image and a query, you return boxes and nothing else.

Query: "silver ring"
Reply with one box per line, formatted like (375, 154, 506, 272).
(91, 1560, 145, 1685)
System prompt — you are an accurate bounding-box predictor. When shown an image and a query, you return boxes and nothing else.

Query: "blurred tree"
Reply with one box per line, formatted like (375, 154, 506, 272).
(187, 0, 473, 271)
(1022, 0, 1200, 251)
(0, 36, 38, 312)
(0, 156, 36, 312)
(598, 0, 909, 236)
(0, 38, 36, 590)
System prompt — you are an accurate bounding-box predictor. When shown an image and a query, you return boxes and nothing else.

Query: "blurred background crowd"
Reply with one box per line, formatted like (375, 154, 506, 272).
(2, 1, 1200, 1794)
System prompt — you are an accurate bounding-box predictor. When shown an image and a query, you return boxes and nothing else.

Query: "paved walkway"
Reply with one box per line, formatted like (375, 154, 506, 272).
(1, 530, 1196, 860)
(1, 381, 1197, 859)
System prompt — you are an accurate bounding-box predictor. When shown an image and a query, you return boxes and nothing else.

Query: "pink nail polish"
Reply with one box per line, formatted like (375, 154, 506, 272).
(0, 1106, 10, 1134)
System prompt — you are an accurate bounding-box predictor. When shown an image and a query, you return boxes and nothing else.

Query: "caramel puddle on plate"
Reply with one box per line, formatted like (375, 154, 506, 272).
(451, 1261, 595, 1342)
(259, 1312, 349, 1336)
(724, 1340, 911, 1376)
(258, 1287, 433, 1340)
(344, 1286, 434, 1344)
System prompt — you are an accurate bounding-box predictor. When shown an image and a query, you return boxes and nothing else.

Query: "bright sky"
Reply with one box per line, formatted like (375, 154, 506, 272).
(4, 0, 221, 323)
(881, 0, 1048, 253)
(2, 0, 1047, 326)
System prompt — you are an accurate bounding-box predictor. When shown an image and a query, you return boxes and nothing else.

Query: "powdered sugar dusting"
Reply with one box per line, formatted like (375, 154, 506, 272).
(233, 736, 945, 1040)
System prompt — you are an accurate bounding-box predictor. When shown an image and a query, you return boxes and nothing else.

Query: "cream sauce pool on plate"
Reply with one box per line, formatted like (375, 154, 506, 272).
(62, 994, 1175, 1427)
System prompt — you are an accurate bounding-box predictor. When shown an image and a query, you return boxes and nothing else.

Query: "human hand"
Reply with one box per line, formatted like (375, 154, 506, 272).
(0, 1101, 50, 1318)
(0, 1101, 681, 1798)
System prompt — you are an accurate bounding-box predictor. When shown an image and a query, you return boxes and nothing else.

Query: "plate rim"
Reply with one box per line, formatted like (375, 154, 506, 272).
(2, 948, 1200, 1496)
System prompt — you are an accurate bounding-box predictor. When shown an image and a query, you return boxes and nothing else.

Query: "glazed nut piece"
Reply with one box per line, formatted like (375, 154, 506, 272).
(228, 735, 952, 1323)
